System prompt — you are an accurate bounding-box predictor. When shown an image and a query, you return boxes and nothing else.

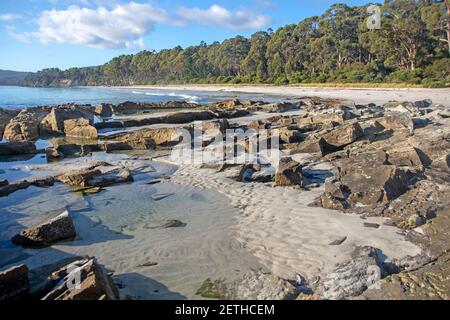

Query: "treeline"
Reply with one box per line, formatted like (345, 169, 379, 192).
(24, 1, 450, 88)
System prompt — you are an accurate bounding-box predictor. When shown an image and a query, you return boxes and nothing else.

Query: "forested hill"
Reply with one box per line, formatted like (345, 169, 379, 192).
(0, 70, 30, 86)
(23, 1, 450, 88)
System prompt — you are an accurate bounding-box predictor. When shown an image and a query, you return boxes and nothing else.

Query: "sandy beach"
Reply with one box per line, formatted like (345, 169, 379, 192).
(121, 85, 450, 107)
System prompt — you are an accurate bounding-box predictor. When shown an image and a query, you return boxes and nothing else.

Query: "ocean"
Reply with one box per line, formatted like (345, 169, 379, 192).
(0, 86, 284, 109)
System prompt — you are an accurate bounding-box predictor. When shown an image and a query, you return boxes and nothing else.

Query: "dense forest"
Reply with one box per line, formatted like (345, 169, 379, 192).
(23, 0, 450, 87)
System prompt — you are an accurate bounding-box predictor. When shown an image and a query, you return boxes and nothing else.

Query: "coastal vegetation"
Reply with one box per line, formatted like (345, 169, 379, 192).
(23, 1, 450, 87)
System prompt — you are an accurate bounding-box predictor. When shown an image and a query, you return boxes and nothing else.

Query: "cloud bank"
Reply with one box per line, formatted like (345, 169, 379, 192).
(33, 2, 169, 49)
(25, 2, 272, 49)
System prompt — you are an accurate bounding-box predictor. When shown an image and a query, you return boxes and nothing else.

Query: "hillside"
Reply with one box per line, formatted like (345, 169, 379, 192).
(23, 1, 450, 88)
(0, 69, 29, 86)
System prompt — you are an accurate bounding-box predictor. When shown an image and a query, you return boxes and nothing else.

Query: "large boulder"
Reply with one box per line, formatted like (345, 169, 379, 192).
(0, 108, 19, 140)
(40, 105, 94, 135)
(95, 103, 113, 117)
(3, 109, 49, 141)
(279, 128, 304, 144)
(41, 258, 117, 300)
(64, 118, 98, 139)
(0, 141, 36, 155)
(274, 157, 303, 187)
(321, 122, 363, 147)
(12, 211, 76, 247)
(290, 123, 363, 156)
(376, 112, 414, 133)
(318, 150, 421, 209)
(298, 113, 346, 125)
(0, 264, 30, 300)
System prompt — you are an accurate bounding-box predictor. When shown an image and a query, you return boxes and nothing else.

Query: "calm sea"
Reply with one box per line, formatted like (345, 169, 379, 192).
(0, 86, 284, 109)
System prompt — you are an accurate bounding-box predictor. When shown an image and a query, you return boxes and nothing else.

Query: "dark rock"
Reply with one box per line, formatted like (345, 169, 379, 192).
(95, 103, 114, 117)
(274, 157, 303, 187)
(162, 220, 186, 228)
(328, 236, 347, 246)
(363, 223, 380, 229)
(0, 264, 30, 300)
(0, 141, 37, 155)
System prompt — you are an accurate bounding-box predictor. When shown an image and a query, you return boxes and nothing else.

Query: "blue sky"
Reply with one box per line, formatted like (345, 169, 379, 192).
(0, 0, 374, 72)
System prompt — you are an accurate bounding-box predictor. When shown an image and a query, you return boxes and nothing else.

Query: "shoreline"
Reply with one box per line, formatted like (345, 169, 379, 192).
(114, 84, 450, 106)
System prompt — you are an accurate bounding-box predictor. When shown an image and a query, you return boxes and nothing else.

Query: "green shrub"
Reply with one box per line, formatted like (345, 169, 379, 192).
(274, 76, 289, 85)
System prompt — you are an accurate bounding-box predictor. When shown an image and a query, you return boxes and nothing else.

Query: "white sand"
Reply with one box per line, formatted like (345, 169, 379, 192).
(170, 161, 421, 280)
(124, 85, 450, 106)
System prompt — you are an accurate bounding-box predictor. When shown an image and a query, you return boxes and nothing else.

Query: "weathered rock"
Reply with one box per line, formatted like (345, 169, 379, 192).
(342, 165, 415, 205)
(40, 105, 94, 135)
(57, 167, 133, 188)
(113, 101, 145, 114)
(86, 168, 133, 188)
(385, 146, 423, 167)
(115, 127, 188, 147)
(438, 108, 450, 119)
(0, 264, 30, 300)
(279, 128, 303, 144)
(382, 180, 441, 229)
(0, 108, 19, 140)
(361, 252, 449, 300)
(202, 119, 230, 134)
(299, 114, 345, 125)
(95, 103, 113, 117)
(383, 101, 422, 116)
(0, 176, 55, 197)
(63, 118, 98, 139)
(376, 112, 414, 133)
(0, 141, 36, 155)
(103, 142, 134, 152)
(316, 246, 387, 300)
(3, 109, 49, 141)
(261, 102, 298, 113)
(226, 271, 298, 300)
(12, 211, 76, 247)
(0, 179, 8, 187)
(57, 168, 102, 187)
(274, 157, 303, 187)
(321, 122, 363, 147)
(42, 258, 117, 300)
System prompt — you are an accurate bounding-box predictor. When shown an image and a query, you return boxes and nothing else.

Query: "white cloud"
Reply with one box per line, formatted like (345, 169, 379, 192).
(13, 2, 273, 49)
(0, 14, 22, 21)
(5, 25, 31, 44)
(32, 2, 170, 49)
(177, 4, 272, 31)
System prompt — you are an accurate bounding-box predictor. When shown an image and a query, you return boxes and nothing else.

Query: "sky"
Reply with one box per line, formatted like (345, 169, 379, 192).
(0, 0, 374, 72)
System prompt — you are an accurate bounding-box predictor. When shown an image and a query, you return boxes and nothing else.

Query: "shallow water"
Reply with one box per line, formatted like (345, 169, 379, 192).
(0, 86, 287, 109)
(0, 152, 262, 299)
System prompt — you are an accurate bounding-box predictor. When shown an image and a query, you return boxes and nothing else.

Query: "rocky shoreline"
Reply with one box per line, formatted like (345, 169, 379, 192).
(0, 96, 449, 300)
